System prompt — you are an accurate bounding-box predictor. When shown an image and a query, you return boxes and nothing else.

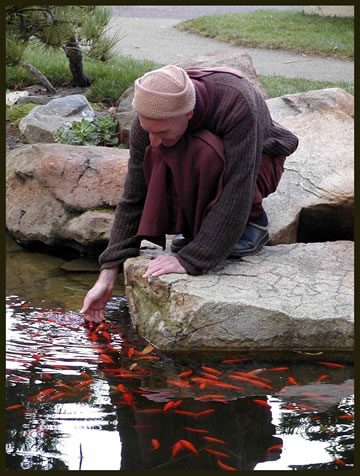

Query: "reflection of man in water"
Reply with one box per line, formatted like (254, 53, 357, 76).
(111, 392, 282, 470)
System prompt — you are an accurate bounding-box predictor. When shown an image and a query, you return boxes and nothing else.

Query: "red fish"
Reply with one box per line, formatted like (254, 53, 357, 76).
(27, 388, 57, 401)
(41, 373, 53, 380)
(6, 404, 23, 411)
(228, 374, 274, 390)
(180, 439, 199, 456)
(151, 439, 160, 451)
(201, 366, 222, 375)
(80, 394, 91, 402)
(46, 391, 73, 401)
(267, 444, 283, 452)
(334, 458, 348, 467)
(339, 414, 354, 419)
(173, 399, 183, 408)
(203, 436, 227, 445)
(196, 409, 216, 418)
(184, 427, 209, 434)
(135, 355, 160, 360)
(195, 394, 226, 401)
(174, 410, 198, 417)
(122, 392, 135, 406)
(117, 384, 127, 393)
(311, 416, 321, 421)
(171, 441, 183, 459)
(287, 376, 299, 386)
(178, 370, 193, 378)
(253, 399, 271, 408)
(55, 381, 74, 391)
(136, 408, 163, 414)
(317, 362, 345, 368)
(163, 401, 175, 413)
(199, 372, 220, 380)
(317, 374, 328, 382)
(128, 348, 135, 359)
(205, 448, 229, 458)
(99, 353, 115, 364)
(217, 459, 237, 471)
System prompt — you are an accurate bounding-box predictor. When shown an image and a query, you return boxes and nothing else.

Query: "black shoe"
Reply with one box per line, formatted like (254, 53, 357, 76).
(230, 213, 269, 258)
(171, 234, 192, 253)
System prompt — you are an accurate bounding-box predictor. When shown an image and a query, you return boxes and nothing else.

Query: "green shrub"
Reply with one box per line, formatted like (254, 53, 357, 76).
(55, 115, 120, 147)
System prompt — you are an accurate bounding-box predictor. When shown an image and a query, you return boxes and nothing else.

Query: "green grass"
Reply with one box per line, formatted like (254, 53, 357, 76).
(6, 102, 39, 124)
(259, 74, 354, 98)
(176, 10, 354, 60)
(6, 45, 162, 105)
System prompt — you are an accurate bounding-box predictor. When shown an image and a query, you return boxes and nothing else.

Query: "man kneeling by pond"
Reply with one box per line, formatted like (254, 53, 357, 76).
(81, 65, 298, 322)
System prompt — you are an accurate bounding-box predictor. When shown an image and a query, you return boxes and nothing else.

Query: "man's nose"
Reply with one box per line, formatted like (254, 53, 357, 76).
(149, 133, 162, 147)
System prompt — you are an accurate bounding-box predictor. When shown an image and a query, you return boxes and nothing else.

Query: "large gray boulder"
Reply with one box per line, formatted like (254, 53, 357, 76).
(6, 143, 128, 253)
(18, 94, 95, 144)
(265, 88, 354, 244)
(124, 241, 354, 351)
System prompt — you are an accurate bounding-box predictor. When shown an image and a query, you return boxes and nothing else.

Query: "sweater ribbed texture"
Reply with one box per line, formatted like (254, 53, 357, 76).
(99, 71, 298, 275)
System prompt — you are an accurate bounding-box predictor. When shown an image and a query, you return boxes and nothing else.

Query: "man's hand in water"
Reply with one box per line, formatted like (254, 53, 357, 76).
(143, 255, 186, 278)
(80, 267, 119, 322)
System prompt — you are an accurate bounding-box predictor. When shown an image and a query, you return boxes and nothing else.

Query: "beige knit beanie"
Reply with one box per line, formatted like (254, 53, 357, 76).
(132, 65, 196, 119)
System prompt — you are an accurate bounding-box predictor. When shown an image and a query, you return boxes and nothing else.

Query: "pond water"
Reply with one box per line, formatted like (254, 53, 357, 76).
(6, 235, 355, 471)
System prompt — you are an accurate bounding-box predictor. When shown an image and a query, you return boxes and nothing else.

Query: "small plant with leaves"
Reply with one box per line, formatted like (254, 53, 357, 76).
(93, 115, 119, 146)
(55, 115, 120, 147)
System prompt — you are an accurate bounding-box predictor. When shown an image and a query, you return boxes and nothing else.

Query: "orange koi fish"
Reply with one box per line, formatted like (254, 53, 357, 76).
(102, 331, 111, 341)
(287, 376, 299, 386)
(179, 439, 199, 456)
(317, 362, 345, 368)
(163, 401, 175, 413)
(217, 459, 237, 470)
(195, 394, 226, 401)
(232, 371, 272, 383)
(253, 399, 271, 408)
(173, 399, 183, 408)
(136, 408, 163, 414)
(311, 416, 321, 421)
(174, 410, 198, 417)
(122, 392, 136, 406)
(151, 439, 160, 451)
(267, 444, 283, 452)
(135, 355, 160, 360)
(317, 375, 328, 382)
(205, 448, 229, 458)
(117, 384, 127, 393)
(128, 348, 135, 359)
(41, 373, 53, 380)
(46, 391, 73, 401)
(339, 414, 354, 419)
(27, 388, 57, 401)
(228, 374, 274, 390)
(80, 394, 91, 402)
(55, 381, 74, 391)
(99, 354, 115, 364)
(196, 409, 216, 418)
(210, 381, 245, 391)
(199, 372, 220, 380)
(171, 440, 183, 459)
(6, 404, 23, 411)
(201, 366, 222, 375)
(178, 370, 193, 378)
(334, 458, 348, 467)
(203, 436, 227, 445)
(184, 427, 209, 434)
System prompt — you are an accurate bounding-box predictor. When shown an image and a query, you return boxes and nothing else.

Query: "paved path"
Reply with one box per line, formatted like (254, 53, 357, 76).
(108, 6, 353, 83)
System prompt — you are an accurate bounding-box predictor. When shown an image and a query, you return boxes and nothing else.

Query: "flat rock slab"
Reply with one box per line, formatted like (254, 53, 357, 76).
(124, 241, 353, 352)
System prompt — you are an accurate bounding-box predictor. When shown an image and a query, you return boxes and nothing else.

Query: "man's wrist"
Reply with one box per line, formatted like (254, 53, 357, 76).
(99, 266, 119, 285)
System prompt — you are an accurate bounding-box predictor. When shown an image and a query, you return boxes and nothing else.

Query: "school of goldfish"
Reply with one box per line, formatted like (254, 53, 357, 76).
(6, 306, 355, 470)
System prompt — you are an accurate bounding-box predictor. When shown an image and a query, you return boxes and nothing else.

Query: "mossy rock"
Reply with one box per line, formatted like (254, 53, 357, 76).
(6, 102, 39, 125)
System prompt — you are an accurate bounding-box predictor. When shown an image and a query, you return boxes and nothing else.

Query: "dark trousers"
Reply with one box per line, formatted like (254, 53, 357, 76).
(249, 153, 286, 220)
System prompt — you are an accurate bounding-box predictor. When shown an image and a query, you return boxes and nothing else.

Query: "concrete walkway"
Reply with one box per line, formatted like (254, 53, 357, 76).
(108, 6, 353, 83)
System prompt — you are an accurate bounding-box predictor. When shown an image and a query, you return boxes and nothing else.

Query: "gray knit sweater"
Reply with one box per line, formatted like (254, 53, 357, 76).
(99, 71, 298, 275)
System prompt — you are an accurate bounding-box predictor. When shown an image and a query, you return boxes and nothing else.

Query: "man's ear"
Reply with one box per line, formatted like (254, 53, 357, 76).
(185, 110, 194, 120)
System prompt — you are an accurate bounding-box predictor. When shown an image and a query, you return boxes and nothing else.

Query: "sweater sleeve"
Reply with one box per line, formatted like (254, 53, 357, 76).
(176, 81, 264, 275)
(99, 117, 149, 270)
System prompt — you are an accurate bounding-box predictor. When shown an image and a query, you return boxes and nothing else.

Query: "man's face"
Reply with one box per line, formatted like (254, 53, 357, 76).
(139, 111, 193, 147)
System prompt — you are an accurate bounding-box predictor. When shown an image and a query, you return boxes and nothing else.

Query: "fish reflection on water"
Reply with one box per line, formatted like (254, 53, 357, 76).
(6, 298, 354, 471)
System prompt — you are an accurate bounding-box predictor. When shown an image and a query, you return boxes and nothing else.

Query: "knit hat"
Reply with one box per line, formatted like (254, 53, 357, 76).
(132, 65, 196, 119)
